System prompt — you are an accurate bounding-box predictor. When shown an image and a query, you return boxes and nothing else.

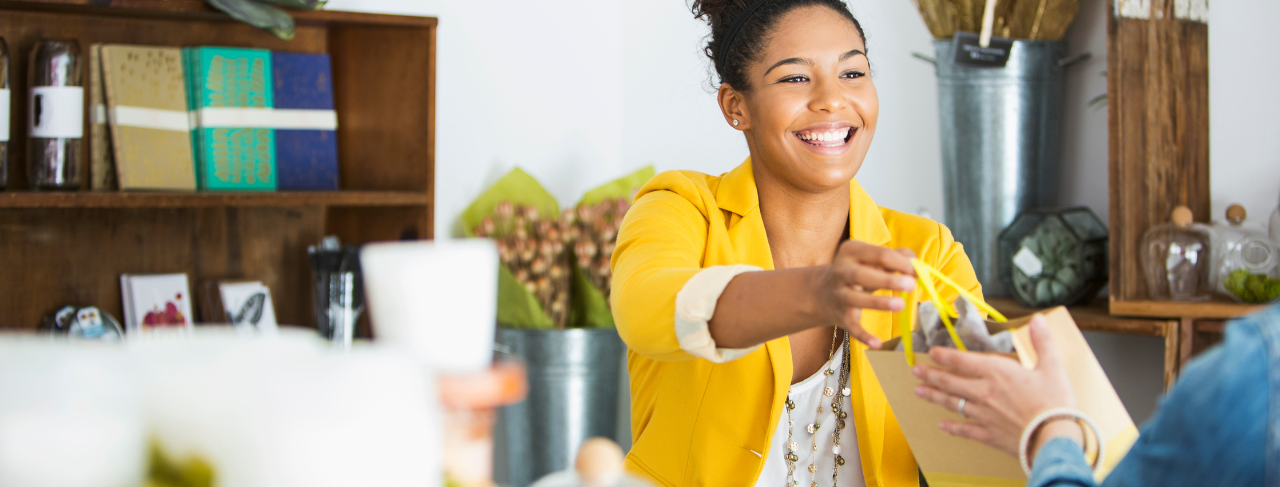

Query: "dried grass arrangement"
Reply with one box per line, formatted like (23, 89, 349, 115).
(911, 0, 1079, 40)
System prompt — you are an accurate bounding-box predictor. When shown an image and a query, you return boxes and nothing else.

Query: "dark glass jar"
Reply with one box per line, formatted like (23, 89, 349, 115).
(28, 39, 83, 190)
(0, 37, 9, 189)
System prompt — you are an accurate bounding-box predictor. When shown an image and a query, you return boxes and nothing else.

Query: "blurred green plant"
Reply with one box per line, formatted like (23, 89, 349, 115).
(142, 441, 215, 487)
(1224, 269, 1280, 304)
(202, 0, 327, 41)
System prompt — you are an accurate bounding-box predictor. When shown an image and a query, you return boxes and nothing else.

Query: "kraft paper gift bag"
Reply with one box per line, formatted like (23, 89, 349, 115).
(865, 260, 1139, 487)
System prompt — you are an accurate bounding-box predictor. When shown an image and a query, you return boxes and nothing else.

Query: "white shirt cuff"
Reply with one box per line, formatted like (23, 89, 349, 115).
(674, 265, 764, 363)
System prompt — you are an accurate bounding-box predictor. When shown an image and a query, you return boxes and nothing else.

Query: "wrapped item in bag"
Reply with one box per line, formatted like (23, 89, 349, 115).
(868, 259, 1138, 487)
(899, 297, 1014, 353)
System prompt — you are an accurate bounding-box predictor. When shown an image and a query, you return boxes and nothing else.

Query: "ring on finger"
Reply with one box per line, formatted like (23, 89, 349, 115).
(957, 397, 967, 419)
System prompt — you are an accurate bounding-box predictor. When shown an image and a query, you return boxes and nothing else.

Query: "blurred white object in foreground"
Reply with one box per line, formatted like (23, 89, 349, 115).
(530, 437, 652, 487)
(0, 327, 441, 487)
(0, 338, 145, 487)
(362, 239, 499, 372)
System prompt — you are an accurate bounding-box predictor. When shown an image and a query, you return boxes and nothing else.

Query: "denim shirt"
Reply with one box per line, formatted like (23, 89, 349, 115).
(1027, 304, 1279, 487)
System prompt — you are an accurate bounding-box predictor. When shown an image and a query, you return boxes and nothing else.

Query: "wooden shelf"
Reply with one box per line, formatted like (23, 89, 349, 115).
(987, 297, 1171, 337)
(0, 2, 435, 337)
(1108, 298, 1264, 320)
(988, 297, 1180, 389)
(0, 0, 437, 27)
(0, 191, 432, 208)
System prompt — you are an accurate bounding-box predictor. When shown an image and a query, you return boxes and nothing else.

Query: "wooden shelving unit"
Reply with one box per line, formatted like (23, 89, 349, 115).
(1109, 298, 1264, 320)
(1108, 297, 1263, 377)
(1102, 0, 1253, 382)
(0, 0, 436, 331)
(0, 191, 432, 208)
(988, 298, 1181, 390)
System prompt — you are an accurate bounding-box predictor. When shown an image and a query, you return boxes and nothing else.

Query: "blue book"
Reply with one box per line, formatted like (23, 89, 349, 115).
(271, 52, 339, 191)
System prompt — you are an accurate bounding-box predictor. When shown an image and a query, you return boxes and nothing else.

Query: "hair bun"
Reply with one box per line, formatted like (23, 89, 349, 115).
(691, 0, 749, 28)
(690, 0, 864, 90)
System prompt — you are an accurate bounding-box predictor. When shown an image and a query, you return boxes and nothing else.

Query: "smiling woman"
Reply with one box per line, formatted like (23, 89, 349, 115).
(608, 1, 981, 487)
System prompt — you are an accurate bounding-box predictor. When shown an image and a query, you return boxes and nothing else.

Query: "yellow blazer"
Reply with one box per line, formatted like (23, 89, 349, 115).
(610, 160, 981, 487)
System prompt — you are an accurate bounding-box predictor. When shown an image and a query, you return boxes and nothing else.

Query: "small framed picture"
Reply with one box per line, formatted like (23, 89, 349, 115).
(120, 273, 194, 332)
(207, 280, 279, 330)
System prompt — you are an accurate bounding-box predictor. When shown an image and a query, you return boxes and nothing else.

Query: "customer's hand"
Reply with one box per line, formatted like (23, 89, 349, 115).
(817, 241, 918, 349)
(911, 315, 1080, 458)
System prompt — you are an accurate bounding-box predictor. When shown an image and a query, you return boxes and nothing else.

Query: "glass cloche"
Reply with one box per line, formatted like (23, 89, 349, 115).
(1141, 206, 1214, 301)
(1209, 204, 1280, 304)
(997, 207, 1109, 308)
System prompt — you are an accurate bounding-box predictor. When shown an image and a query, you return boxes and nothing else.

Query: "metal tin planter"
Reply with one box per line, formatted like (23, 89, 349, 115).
(932, 39, 1079, 296)
(495, 327, 626, 487)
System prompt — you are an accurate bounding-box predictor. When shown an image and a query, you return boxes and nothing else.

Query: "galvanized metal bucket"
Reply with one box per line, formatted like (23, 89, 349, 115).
(931, 39, 1079, 296)
(494, 327, 627, 487)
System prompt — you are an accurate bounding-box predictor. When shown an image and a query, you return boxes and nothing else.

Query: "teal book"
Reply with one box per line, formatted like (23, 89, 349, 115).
(187, 47, 276, 191)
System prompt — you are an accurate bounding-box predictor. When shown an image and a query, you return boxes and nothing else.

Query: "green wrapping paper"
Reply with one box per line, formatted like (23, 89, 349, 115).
(462, 168, 560, 329)
(572, 166, 656, 328)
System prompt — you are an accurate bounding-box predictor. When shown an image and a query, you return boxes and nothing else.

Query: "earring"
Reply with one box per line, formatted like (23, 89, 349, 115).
(732, 119, 740, 126)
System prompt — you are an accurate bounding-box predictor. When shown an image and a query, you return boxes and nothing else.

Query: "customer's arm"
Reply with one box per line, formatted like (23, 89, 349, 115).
(1083, 308, 1272, 486)
(915, 306, 1277, 487)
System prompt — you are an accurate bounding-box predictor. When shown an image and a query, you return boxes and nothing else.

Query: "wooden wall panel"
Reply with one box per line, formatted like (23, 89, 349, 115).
(0, 207, 324, 328)
(329, 24, 435, 195)
(1107, 0, 1210, 302)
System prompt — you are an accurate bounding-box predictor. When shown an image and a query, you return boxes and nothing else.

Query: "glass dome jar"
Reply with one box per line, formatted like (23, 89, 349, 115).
(1141, 206, 1214, 301)
(1270, 195, 1279, 242)
(1209, 205, 1280, 304)
(997, 207, 1109, 308)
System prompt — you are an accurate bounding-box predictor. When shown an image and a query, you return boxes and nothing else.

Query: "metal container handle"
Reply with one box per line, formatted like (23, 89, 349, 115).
(1057, 52, 1092, 68)
(912, 52, 938, 66)
(914, 51, 1091, 69)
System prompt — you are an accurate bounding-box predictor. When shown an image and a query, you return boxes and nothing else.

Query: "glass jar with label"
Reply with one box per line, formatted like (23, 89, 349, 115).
(1141, 206, 1214, 301)
(997, 207, 1109, 308)
(0, 37, 9, 189)
(28, 39, 83, 190)
(1210, 204, 1280, 304)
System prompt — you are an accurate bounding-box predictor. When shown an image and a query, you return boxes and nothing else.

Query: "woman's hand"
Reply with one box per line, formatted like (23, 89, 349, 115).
(817, 241, 919, 349)
(911, 315, 1080, 459)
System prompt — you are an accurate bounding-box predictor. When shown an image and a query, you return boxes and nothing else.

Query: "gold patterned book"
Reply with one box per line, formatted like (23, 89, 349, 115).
(101, 44, 196, 191)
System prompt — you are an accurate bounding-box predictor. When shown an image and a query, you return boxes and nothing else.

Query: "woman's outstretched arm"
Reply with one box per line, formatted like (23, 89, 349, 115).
(708, 241, 918, 349)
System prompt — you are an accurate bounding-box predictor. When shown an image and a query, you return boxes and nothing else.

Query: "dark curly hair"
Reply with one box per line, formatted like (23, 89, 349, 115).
(692, 0, 867, 91)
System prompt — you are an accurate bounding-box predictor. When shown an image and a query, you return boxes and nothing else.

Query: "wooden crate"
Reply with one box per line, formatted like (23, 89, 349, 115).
(0, 0, 435, 330)
(1106, 0, 1210, 304)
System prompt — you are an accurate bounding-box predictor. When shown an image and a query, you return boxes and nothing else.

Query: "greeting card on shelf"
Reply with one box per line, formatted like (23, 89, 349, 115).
(205, 280, 279, 330)
(121, 273, 194, 332)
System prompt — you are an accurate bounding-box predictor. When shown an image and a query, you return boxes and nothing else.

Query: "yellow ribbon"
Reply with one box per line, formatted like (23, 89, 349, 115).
(897, 258, 1008, 365)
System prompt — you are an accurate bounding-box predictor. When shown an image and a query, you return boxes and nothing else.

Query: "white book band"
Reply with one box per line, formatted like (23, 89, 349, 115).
(113, 106, 191, 132)
(192, 107, 338, 130)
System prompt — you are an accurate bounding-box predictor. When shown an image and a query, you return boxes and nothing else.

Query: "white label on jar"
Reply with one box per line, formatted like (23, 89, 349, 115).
(1013, 246, 1044, 278)
(29, 86, 84, 138)
(0, 89, 9, 141)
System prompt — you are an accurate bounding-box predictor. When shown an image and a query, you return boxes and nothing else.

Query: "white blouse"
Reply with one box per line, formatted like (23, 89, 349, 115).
(674, 266, 865, 487)
(754, 343, 865, 487)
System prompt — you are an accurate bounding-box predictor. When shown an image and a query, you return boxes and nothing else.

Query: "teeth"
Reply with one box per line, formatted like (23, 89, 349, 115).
(797, 128, 851, 143)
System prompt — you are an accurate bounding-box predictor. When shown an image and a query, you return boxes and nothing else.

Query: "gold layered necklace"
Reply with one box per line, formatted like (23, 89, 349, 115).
(783, 327, 852, 487)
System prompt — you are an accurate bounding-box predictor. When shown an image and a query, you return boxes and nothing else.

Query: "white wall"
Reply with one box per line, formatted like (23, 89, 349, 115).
(1210, 1, 1280, 224)
(328, 0, 1277, 430)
